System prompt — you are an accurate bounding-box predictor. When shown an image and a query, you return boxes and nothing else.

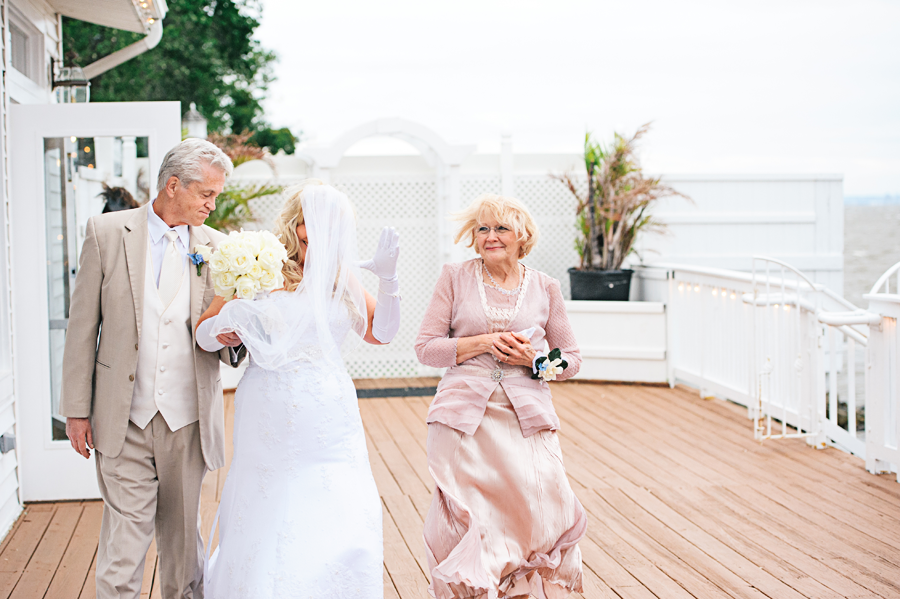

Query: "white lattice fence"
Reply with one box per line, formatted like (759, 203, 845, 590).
(514, 176, 580, 299)
(332, 176, 442, 378)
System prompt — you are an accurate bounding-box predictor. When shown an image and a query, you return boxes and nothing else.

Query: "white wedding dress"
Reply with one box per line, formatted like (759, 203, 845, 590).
(202, 184, 400, 599)
(205, 294, 383, 598)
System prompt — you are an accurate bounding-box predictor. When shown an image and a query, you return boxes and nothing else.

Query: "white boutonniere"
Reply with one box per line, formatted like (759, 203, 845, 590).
(188, 244, 212, 276)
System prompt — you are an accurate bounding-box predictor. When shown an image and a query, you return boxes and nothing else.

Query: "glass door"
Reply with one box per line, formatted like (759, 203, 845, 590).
(10, 102, 180, 501)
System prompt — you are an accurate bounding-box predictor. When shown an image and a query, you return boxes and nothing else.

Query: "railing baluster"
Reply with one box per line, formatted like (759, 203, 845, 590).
(848, 337, 856, 437)
(829, 326, 838, 429)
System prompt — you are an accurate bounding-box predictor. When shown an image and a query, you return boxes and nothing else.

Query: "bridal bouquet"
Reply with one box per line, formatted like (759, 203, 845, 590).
(209, 230, 289, 300)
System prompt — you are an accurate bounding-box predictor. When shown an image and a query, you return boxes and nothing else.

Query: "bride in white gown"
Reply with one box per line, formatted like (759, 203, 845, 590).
(195, 181, 401, 598)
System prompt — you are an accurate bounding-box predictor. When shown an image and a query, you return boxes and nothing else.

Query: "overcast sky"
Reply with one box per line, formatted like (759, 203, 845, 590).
(257, 0, 899, 196)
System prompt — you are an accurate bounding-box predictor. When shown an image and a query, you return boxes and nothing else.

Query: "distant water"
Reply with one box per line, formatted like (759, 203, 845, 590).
(844, 202, 900, 308)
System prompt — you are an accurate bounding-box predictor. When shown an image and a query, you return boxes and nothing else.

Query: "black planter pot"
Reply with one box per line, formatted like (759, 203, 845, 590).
(568, 268, 634, 301)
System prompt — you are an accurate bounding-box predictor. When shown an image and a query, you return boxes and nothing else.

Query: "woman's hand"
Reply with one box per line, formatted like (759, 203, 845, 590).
(455, 332, 503, 364)
(491, 332, 536, 367)
(357, 226, 400, 281)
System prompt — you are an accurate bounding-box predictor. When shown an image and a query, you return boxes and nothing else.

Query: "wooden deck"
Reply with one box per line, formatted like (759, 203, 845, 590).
(2, 381, 900, 598)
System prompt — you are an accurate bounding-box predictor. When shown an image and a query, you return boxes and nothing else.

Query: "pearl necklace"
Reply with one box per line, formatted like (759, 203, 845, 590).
(483, 261, 522, 296)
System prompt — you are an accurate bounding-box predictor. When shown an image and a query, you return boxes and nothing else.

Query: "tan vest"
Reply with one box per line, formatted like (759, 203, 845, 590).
(129, 239, 199, 430)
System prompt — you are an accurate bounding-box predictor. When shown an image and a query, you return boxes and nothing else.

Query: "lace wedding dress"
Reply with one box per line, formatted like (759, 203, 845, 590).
(205, 295, 383, 598)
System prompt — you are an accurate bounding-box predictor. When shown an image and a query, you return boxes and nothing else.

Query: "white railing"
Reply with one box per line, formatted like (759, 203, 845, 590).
(654, 258, 897, 477)
(861, 261, 900, 481)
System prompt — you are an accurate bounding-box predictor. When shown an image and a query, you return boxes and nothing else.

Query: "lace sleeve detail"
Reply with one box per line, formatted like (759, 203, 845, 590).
(545, 278, 581, 380)
(414, 264, 459, 368)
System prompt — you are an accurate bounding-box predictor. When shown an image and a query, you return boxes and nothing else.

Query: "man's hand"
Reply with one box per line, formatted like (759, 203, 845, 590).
(66, 417, 93, 459)
(216, 332, 242, 347)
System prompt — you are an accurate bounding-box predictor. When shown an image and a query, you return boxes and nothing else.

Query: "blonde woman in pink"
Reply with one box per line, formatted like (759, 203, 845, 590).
(415, 194, 587, 599)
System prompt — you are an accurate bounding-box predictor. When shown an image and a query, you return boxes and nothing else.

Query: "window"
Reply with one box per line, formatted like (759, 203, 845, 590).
(8, 6, 43, 84)
(10, 22, 29, 75)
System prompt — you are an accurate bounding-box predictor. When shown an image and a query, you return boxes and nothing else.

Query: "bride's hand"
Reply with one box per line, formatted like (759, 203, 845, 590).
(357, 226, 400, 280)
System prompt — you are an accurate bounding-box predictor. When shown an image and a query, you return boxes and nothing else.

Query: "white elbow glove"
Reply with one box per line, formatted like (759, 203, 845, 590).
(372, 276, 401, 343)
(196, 316, 225, 352)
(357, 226, 401, 343)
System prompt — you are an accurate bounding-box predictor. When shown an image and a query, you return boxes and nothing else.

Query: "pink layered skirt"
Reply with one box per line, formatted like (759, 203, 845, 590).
(424, 386, 587, 599)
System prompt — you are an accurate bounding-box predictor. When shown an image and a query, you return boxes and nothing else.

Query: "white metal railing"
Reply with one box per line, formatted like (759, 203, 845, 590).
(653, 257, 898, 478)
(861, 261, 900, 481)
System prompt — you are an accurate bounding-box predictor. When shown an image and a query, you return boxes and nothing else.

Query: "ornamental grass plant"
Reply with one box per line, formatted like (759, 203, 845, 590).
(555, 123, 688, 271)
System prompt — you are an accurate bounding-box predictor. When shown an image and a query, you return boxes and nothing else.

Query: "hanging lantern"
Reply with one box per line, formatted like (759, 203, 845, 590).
(182, 103, 208, 139)
(52, 60, 90, 104)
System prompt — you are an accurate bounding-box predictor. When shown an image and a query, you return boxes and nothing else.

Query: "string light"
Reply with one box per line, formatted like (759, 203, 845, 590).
(678, 283, 684, 291)
(712, 288, 718, 296)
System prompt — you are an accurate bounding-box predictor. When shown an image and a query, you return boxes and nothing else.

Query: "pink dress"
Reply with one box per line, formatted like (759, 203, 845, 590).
(415, 259, 587, 599)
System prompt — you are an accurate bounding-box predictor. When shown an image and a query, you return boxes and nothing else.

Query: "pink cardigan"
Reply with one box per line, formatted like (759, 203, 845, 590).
(415, 260, 582, 437)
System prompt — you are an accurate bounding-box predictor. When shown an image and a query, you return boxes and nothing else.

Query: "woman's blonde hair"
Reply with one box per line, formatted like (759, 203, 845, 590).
(272, 178, 325, 292)
(453, 194, 539, 258)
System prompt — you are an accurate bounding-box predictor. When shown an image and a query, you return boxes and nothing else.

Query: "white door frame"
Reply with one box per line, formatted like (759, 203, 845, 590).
(10, 102, 181, 501)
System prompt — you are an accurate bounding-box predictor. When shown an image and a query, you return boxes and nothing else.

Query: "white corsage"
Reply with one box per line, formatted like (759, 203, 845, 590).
(209, 230, 288, 300)
(532, 348, 568, 382)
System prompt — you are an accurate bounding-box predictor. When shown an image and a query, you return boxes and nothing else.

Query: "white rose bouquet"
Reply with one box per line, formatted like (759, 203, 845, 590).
(209, 230, 289, 300)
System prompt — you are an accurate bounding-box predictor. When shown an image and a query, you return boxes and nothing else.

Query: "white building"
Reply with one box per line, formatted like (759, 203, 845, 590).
(1, 0, 181, 538)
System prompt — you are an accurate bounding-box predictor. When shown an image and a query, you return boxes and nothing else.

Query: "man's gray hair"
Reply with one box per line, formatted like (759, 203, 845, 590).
(156, 138, 234, 193)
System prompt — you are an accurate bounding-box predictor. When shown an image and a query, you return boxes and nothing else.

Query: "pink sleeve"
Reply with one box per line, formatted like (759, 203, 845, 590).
(415, 264, 459, 368)
(545, 278, 581, 380)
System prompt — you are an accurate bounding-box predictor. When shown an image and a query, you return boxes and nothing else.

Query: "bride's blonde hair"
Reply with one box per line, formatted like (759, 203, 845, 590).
(272, 179, 325, 292)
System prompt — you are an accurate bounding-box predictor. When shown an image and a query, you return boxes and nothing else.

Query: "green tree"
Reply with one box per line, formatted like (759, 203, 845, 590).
(63, 0, 299, 154)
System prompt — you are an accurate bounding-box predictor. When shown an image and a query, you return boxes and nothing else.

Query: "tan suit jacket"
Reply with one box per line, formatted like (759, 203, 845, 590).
(59, 206, 243, 470)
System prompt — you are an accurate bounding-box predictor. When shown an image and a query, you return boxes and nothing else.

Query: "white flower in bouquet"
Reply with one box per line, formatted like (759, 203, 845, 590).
(234, 275, 258, 300)
(258, 269, 283, 292)
(213, 271, 237, 296)
(237, 230, 263, 256)
(229, 247, 255, 276)
(257, 246, 284, 272)
(208, 250, 231, 274)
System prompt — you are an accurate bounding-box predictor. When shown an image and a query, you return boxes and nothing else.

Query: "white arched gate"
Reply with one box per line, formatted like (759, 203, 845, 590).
(259, 119, 476, 378)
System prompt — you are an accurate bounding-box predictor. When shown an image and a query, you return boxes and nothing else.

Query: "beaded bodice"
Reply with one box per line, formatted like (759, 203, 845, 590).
(476, 261, 532, 333)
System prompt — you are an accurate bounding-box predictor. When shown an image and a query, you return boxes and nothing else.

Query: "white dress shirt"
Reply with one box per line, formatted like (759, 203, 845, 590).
(147, 201, 190, 286)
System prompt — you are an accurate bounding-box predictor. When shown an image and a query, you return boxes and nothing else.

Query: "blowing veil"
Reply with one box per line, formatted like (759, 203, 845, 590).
(210, 184, 368, 371)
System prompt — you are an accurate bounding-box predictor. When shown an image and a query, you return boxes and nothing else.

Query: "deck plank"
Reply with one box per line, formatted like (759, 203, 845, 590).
(381, 504, 430, 598)
(139, 538, 158, 598)
(0, 504, 56, 599)
(76, 552, 96, 599)
(10, 502, 83, 599)
(45, 501, 103, 599)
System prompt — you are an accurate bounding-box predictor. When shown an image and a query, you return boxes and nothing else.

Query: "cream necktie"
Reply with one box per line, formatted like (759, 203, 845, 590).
(158, 230, 183, 307)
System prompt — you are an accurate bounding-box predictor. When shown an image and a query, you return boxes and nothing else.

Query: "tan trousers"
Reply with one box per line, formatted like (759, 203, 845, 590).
(95, 412, 206, 599)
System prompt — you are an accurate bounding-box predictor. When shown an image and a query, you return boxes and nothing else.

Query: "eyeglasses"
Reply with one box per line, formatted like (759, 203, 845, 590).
(475, 225, 513, 236)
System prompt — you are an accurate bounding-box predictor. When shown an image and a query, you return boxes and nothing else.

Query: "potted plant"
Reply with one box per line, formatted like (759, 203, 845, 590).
(556, 123, 686, 300)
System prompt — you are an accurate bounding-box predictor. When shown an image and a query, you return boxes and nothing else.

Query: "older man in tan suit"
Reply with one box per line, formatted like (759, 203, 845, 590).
(60, 139, 245, 599)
